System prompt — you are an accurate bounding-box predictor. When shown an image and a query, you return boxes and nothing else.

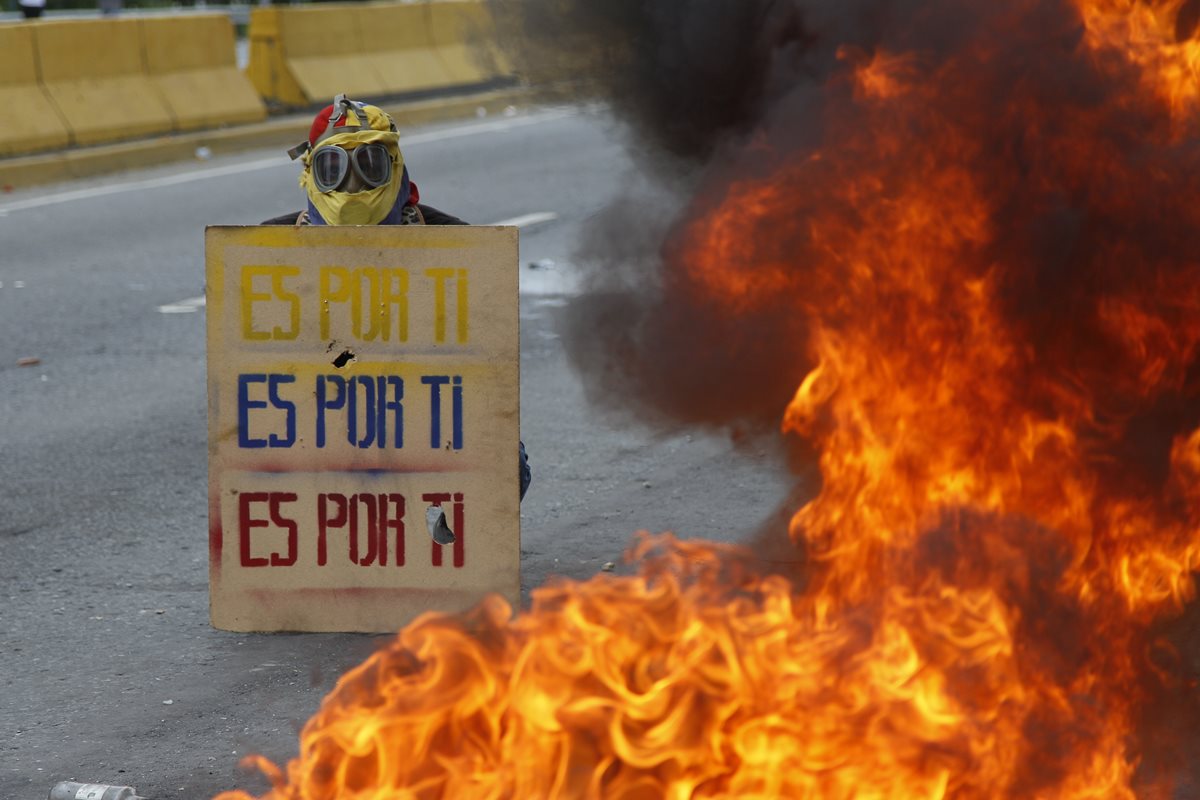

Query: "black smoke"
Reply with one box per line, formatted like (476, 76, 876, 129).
(490, 0, 1200, 473)
(488, 0, 1200, 794)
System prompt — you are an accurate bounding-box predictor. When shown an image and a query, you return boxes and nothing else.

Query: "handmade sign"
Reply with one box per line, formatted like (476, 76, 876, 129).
(205, 225, 519, 632)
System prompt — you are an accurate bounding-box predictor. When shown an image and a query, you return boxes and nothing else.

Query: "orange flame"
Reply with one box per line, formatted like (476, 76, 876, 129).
(215, 536, 1140, 799)
(216, 1, 1200, 797)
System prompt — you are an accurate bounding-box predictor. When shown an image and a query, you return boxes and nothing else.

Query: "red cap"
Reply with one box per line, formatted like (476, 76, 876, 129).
(308, 95, 397, 146)
(307, 103, 346, 148)
(288, 95, 398, 162)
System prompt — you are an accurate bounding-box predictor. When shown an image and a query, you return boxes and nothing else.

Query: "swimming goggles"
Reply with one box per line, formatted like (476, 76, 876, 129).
(310, 143, 393, 193)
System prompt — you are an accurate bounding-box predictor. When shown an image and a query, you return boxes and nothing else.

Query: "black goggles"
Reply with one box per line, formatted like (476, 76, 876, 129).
(310, 143, 393, 193)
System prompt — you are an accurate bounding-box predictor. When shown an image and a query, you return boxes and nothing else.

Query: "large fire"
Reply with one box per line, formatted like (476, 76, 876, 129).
(217, 0, 1200, 797)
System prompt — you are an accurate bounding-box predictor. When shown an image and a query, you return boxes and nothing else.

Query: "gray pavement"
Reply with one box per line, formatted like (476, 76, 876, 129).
(0, 104, 792, 799)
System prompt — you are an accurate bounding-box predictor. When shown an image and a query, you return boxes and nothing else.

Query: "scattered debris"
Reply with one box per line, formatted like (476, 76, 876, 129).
(601, 562, 616, 572)
(17, 357, 40, 367)
(49, 781, 148, 800)
(527, 258, 556, 270)
(194, 146, 212, 160)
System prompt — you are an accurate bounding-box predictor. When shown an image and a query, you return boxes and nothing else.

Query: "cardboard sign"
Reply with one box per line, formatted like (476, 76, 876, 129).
(205, 225, 519, 632)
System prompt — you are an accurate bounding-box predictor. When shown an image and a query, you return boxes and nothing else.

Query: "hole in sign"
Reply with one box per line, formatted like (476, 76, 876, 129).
(426, 506, 455, 544)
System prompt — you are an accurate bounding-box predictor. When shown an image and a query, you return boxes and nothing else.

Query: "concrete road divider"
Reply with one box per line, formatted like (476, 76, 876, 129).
(424, 0, 512, 87)
(0, 25, 71, 157)
(1, 14, 265, 155)
(361, 1, 511, 95)
(35, 18, 177, 147)
(141, 15, 266, 131)
(358, 3, 460, 96)
(247, 4, 390, 108)
(247, 0, 513, 109)
(0, 3, 526, 171)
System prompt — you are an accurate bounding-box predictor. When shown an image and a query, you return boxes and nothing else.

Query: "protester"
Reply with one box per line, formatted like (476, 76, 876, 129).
(262, 94, 465, 228)
(263, 95, 533, 502)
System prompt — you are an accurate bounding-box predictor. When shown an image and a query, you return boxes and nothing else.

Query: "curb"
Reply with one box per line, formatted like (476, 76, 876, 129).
(0, 86, 532, 193)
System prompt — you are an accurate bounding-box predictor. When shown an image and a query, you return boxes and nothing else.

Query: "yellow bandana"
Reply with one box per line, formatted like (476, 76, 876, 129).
(300, 128, 405, 225)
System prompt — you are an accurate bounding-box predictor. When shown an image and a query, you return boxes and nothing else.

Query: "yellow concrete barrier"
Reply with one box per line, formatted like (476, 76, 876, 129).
(424, 0, 511, 86)
(247, 0, 511, 109)
(141, 15, 266, 131)
(358, 3, 458, 95)
(246, 7, 305, 108)
(248, 4, 390, 107)
(0, 25, 71, 157)
(34, 18, 176, 146)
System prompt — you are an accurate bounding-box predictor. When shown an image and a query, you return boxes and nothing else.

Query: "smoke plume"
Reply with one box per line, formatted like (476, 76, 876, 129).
(491, 0, 1200, 792)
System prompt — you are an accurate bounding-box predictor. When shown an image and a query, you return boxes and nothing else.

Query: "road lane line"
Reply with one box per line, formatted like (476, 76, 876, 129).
(157, 296, 207, 314)
(157, 211, 559, 312)
(1, 110, 575, 215)
(491, 212, 558, 228)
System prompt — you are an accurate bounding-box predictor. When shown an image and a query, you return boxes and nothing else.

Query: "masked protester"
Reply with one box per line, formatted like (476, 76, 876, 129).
(262, 95, 466, 227)
(263, 95, 532, 502)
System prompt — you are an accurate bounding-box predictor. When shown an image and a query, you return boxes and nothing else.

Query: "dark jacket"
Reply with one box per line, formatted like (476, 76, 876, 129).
(260, 205, 467, 226)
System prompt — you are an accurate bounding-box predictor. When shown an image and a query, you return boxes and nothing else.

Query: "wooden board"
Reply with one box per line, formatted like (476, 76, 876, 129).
(205, 225, 519, 632)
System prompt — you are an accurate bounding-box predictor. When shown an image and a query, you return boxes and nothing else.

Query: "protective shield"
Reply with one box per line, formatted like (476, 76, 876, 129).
(205, 225, 520, 632)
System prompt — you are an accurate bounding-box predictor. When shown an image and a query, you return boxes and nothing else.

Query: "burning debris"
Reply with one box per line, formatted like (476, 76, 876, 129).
(215, 0, 1200, 797)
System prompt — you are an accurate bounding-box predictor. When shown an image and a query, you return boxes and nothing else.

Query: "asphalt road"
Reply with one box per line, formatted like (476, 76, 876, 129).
(0, 105, 791, 799)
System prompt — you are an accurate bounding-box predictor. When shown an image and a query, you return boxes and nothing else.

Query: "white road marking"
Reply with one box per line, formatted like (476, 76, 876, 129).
(0, 109, 575, 215)
(156, 211, 559, 313)
(157, 295, 206, 314)
(490, 211, 558, 228)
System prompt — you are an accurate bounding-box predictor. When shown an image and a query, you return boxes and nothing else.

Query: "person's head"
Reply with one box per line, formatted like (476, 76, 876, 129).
(289, 95, 413, 225)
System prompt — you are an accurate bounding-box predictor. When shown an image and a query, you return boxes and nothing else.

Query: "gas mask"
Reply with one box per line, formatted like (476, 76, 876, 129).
(299, 129, 405, 225)
(289, 96, 408, 226)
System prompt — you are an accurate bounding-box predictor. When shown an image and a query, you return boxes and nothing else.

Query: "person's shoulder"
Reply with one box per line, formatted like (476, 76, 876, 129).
(417, 204, 467, 226)
(260, 211, 303, 225)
